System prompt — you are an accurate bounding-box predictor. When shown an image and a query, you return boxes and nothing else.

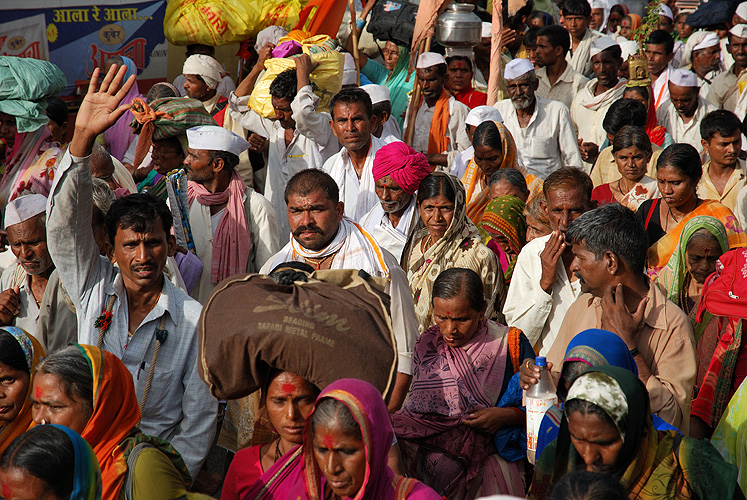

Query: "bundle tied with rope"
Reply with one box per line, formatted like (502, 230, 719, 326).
(198, 269, 398, 401)
(128, 96, 218, 169)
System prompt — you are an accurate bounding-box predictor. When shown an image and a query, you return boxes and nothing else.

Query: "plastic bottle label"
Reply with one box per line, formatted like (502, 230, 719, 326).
(526, 395, 557, 462)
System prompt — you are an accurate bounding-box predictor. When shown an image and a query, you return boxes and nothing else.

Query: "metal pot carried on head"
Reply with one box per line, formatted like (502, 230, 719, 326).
(437, 3, 483, 49)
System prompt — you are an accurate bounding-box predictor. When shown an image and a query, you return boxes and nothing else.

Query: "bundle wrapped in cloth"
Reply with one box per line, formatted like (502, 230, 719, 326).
(248, 33, 343, 118)
(198, 269, 397, 400)
(0, 56, 66, 133)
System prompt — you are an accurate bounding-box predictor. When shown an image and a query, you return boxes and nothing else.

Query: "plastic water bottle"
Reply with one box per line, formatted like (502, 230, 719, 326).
(525, 356, 558, 464)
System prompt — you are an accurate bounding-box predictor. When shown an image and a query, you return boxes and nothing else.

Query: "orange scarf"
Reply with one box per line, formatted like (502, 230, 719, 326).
(78, 345, 141, 500)
(427, 90, 451, 155)
(0, 330, 44, 455)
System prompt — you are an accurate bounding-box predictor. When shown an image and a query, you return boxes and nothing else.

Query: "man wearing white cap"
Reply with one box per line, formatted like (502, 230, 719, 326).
(682, 31, 723, 103)
(48, 64, 220, 478)
(183, 125, 279, 303)
(174, 45, 235, 98)
(657, 68, 717, 154)
(570, 36, 626, 167)
(734, 1, 747, 25)
(323, 88, 386, 221)
(560, 0, 601, 77)
(708, 25, 747, 111)
(361, 84, 401, 143)
(182, 53, 257, 189)
(230, 54, 339, 244)
(451, 105, 504, 180)
(0, 194, 63, 342)
(409, 52, 470, 168)
(495, 59, 583, 179)
(535, 25, 589, 110)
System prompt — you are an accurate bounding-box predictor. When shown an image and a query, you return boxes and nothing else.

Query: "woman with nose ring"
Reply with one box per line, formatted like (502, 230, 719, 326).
(530, 366, 743, 500)
(403, 172, 503, 333)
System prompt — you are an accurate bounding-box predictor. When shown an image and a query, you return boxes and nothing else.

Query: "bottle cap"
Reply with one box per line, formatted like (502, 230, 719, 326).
(535, 356, 546, 367)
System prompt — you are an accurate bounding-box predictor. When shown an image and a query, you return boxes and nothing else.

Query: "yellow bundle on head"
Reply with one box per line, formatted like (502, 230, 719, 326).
(248, 35, 343, 118)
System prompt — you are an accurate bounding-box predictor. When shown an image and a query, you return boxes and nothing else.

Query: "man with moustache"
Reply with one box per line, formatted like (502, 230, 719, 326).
(47, 64, 218, 478)
(0, 195, 60, 341)
(504, 167, 594, 356)
(540, 204, 696, 432)
(681, 31, 723, 103)
(183, 125, 280, 303)
(698, 110, 745, 212)
(408, 52, 471, 168)
(707, 25, 747, 111)
(570, 37, 626, 169)
(323, 88, 384, 221)
(657, 68, 716, 155)
(494, 59, 582, 180)
(359, 142, 432, 261)
(260, 168, 419, 413)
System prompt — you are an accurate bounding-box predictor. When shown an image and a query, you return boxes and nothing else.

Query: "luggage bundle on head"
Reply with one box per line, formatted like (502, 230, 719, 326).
(198, 270, 397, 400)
(248, 34, 343, 118)
(366, 0, 418, 47)
(164, 0, 303, 46)
(0, 56, 66, 133)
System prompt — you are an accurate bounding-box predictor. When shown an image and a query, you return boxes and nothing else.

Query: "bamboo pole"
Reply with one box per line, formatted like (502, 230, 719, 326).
(403, 37, 431, 146)
(348, 0, 361, 86)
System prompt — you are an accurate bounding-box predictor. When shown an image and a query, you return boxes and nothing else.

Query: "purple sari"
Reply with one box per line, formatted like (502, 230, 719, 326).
(104, 56, 141, 161)
(391, 320, 524, 499)
(242, 379, 440, 500)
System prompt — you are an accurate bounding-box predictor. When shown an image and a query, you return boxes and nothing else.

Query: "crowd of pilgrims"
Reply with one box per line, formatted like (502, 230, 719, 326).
(5, 0, 747, 498)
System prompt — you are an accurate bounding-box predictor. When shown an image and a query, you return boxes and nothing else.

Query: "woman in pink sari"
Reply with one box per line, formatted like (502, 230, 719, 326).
(242, 379, 440, 500)
(392, 268, 534, 500)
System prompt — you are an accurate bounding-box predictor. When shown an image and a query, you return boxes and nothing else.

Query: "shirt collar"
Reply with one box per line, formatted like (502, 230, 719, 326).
(108, 271, 176, 326)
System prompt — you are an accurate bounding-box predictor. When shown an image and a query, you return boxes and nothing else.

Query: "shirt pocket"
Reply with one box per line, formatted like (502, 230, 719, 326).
(530, 137, 555, 158)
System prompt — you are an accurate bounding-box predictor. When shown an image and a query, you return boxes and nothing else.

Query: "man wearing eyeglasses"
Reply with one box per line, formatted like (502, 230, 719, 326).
(494, 58, 583, 180)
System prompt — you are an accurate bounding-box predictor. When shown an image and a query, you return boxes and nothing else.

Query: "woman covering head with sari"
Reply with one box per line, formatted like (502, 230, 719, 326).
(0, 327, 44, 456)
(530, 366, 743, 500)
(619, 14, 642, 40)
(392, 268, 535, 499)
(0, 424, 101, 500)
(479, 195, 527, 286)
(30, 345, 191, 500)
(243, 378, 441, 500)
(461, 121, 542, 224)
(591, 126, 660, 210)
(403, 171, 503, 333)
(638, 144, 747, 273)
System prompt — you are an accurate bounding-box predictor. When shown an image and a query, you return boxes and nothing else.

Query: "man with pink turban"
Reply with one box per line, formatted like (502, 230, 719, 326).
(359, 141, 432, 261)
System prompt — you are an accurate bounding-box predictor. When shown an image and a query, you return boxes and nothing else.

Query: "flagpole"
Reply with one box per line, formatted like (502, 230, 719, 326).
(348, 0, 361, 86)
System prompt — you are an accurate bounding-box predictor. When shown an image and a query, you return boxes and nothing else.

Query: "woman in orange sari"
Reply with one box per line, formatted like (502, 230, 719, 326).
(637, 144, 747, 276)
(0, 328, 44, 455)
(31, 345, 191, 500)
(461, 121, 541, 224)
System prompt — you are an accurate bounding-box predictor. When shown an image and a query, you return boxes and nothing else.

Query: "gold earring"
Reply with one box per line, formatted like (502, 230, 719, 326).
(324, 465, 328, 473)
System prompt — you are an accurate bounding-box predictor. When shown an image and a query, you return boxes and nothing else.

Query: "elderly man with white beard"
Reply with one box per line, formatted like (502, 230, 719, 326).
(494, 58, 583, 179)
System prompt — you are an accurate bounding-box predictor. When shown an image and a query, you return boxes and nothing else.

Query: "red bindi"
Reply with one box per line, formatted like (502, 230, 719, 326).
(35, 386, 42, 398)
(323, 434, 335, 448)
(446, 311, 451, 315)
(281, 383, 296, 394)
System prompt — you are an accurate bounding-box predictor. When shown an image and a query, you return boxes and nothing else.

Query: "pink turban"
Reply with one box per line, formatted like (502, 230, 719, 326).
(372, 142, 432, 195)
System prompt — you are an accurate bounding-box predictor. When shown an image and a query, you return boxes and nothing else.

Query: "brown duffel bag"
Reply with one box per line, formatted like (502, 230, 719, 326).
(198, 269, 398, 401)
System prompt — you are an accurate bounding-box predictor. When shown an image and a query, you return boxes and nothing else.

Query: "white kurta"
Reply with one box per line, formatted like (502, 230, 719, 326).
(358, 196, 417, 262)
(652, 66, 672, 110)
(0, 264, 40, 339)
(189, 188, 281, 304)
(571, 78, 628, 148)
(323, 135, 386, 221)
(566, 28, 601, 78)
(656, 96, 717, 155)
(495, 96, 583, 179)
(407, 96, 471, 167)
(382, 117, 402, 142)
(503, 233, 583, 356)
(229, 86, 339, 244)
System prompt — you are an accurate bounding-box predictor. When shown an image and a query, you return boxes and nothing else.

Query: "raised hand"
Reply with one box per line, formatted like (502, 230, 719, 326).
(69, 65, 136, 157)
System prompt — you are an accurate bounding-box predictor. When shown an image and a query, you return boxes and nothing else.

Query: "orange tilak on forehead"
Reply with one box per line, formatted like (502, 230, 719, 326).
(323, 434, 335, 448)
(281, 383, 296, 394)
(35, 386, 42, 398)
